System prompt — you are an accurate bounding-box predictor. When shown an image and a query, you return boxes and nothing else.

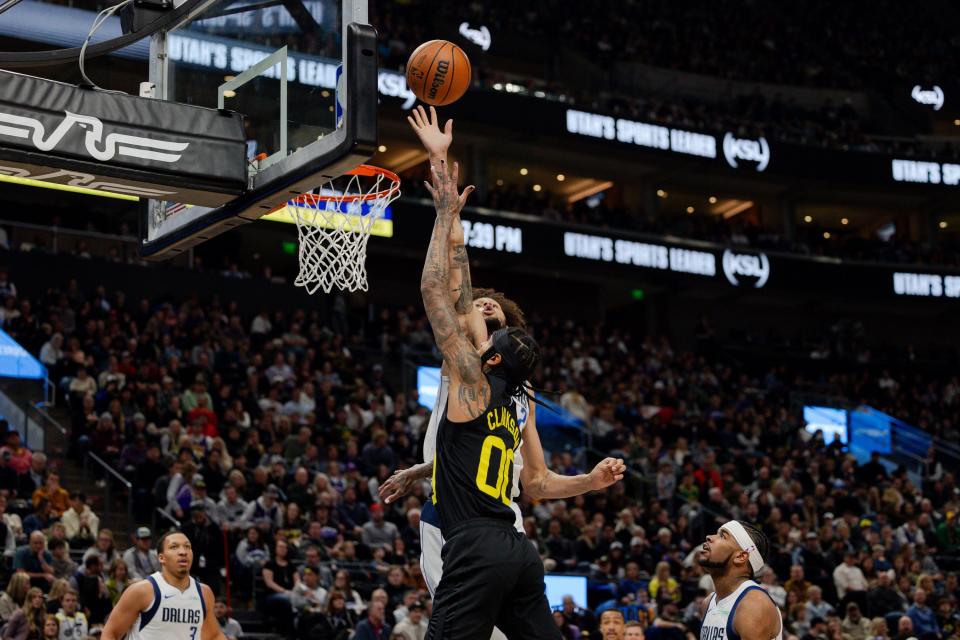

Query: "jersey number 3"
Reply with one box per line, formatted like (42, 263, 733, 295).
(476, 435, 512, 505)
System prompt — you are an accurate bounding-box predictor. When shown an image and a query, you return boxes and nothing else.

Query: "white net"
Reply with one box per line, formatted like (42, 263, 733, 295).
(287, 167, 401, 295)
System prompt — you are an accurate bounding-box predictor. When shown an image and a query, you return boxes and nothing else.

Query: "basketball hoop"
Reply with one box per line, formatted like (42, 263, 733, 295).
(282, 164, 401, 295)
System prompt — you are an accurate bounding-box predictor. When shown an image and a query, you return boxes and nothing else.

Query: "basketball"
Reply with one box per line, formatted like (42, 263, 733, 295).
(405, 39, 472, 106)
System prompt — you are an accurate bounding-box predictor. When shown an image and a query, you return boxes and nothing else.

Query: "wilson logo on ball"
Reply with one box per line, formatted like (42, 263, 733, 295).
(405, 40, 472, 106)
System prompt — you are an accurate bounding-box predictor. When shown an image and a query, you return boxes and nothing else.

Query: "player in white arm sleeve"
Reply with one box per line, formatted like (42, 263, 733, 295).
(101, 531, 226, 640)
(698, 521, 783, 640)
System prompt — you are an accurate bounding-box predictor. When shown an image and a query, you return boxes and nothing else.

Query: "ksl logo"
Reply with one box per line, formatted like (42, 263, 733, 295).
(723, 133, 770, 172)
(459, 23, 491, 51)
(911, 85, 944, 111)
(722, 250, 770, 288)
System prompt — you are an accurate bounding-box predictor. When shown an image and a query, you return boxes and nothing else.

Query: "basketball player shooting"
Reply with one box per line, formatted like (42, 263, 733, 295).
(101, 531, 226, 640)
(379, 106, 625, 598)
(418, 158, 558, 640)
(698, 521, 783, 640)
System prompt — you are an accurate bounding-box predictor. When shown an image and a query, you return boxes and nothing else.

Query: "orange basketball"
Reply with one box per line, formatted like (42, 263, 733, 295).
(405, 40, 472, 106)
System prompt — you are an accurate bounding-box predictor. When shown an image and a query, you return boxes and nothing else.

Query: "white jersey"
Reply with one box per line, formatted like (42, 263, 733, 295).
(126, 572, 207, 640)
(701, 580, 782, 640)
(423, 375, 528, 532)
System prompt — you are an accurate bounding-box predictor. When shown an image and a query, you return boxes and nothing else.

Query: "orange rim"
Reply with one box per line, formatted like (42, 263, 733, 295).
(292, 164, 401, 205)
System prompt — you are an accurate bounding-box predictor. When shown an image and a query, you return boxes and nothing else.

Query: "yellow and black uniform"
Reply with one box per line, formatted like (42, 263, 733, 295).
(427, 373, 560, 640)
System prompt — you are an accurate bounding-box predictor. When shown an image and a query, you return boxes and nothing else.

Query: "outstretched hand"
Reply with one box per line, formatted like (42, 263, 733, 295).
(588, 457, 626, 491)
(424, 161, 474, 219)
(408, 105, 453, 158)
(379, 467, 416, 504)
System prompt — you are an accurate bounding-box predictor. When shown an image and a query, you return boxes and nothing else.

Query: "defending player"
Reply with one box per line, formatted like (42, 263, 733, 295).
(101, 531, 226, 640)
(698, 521, 783, 640)
(419, 157, 557, 640)
(381, 106, 624, 599)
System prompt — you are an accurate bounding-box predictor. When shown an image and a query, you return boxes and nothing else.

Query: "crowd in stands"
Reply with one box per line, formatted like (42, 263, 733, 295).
(0, 259, 954, 640)
(371, 0, 960, 159)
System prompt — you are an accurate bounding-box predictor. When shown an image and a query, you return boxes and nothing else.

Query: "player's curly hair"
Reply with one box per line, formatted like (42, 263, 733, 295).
(473, 288, 527, 329)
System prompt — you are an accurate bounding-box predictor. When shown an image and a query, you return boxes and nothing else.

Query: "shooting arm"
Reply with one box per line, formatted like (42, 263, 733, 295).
(420, 163, 486, 419)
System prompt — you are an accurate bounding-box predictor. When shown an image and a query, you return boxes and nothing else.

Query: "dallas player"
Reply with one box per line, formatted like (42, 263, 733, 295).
(381, 106, 625, 602)
(101, 531, 226, 640)
(698, 521, 783, 640)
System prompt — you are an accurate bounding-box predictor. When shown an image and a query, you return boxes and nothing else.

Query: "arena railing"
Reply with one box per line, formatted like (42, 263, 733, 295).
(82, 451, 134, 521)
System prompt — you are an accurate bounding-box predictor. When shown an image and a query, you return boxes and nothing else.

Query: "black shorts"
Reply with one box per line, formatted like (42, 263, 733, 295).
(427, 518, 560, 640)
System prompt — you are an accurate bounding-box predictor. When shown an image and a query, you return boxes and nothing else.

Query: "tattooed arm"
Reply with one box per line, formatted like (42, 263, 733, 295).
(420, 161, 489, 421)
(407, 105, 476, 316)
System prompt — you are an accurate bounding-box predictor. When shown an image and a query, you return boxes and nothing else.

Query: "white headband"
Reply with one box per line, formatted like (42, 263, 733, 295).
(720, 521, 764, 574)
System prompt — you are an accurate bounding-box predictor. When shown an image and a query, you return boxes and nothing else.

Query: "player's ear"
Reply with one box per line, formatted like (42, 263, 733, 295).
(484, 353, 502, 367)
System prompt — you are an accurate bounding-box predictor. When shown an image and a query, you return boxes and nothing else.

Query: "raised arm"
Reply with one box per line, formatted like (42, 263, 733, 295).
(520, 401, 625, 500)
(420, 162, 488, 420)
(407, 106, 475, 316)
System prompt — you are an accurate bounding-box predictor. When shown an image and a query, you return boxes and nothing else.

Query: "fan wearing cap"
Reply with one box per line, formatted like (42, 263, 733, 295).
(416, 155, 559, 640)
(699, 521, 783, 640)
(122, 528, 160, 581)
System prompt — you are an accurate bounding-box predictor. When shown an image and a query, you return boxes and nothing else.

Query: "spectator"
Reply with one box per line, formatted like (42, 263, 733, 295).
(54, 589, 88, 640)
(2, 431, 33, 475)
(59, 493, 98, 545)
(866, 572, 906, 619)
(786, 565, 812, 604)
(362, 503, 399, 550)
(893, 616, 913, 640)
(905, 588, 939, 638)
(807, 586, 835, 621)
(46, 540, 76, 581)
(833, 552, 868, 606)
(841, 603, 870, 640)
(868, 618, 889, 640)
(261, 538, 299, 636)
(292, 566, 328, 614)
(121, 527, 160, 581)
(391, 601, 427, 640)
(105, 558, 132, 605)
(803, 617, 829, 640)
(13, 531, 54, 590)
(41, 615, 57, 640)
(31, 473, 69, 518)
(181, 501, 224, 594)
(241, 484, 283, 533)
(70, 555, 110, 625)
(0, 574, 30, 626)
(649, 561, 681, 605)
(306, 589, 357, 639)
(1, 587, 44, 640)
(352, 600, 392, 640)
(214, 599, 243, 640)
(759, 567, 787, 609)
(81, 529, 118, 569)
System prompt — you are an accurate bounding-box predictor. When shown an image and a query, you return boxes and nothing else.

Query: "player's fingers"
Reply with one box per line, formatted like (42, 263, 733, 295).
(444, 119, 454, 136)
(423, 181, 437, 198)
(428, 105, 438, 125)
(412, 106, 426, 128)
(458, 185, 475, 207)
(451, 161, 460, 184)
(406, 115, 418, 131)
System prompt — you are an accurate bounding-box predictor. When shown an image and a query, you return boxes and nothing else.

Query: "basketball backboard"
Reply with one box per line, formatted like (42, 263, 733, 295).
(140, 0, 377, 258)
